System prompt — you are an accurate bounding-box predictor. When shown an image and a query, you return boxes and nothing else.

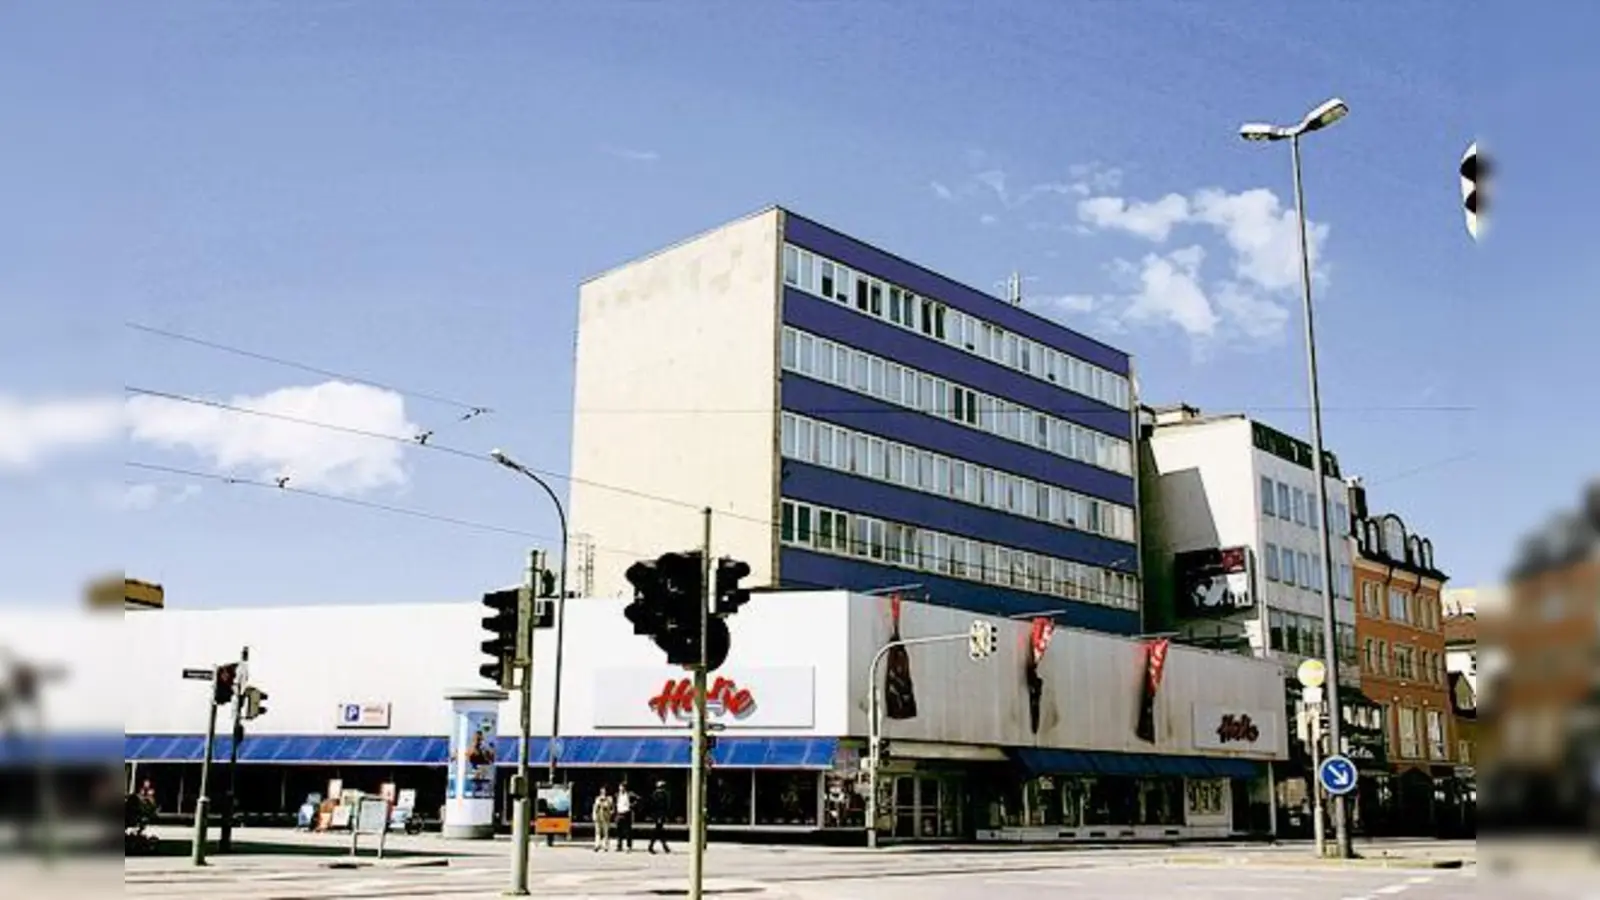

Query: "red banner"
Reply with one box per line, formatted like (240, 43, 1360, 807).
(1135, 638, 1170, 743)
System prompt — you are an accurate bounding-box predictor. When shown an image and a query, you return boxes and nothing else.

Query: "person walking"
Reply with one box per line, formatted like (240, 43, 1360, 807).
(591, 786, 614, 852)
(613, 780, 634, 852)
(647, 780, 672, 854)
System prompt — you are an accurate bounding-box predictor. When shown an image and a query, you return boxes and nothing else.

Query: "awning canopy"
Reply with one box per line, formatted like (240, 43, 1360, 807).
(0, 732, 125, 766)
(123, 734, 839, 769)
(1008, 747, 1265, 780)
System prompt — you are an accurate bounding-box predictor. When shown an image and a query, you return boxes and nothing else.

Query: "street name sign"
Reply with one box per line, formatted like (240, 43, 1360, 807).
(182, 668, 214, 681)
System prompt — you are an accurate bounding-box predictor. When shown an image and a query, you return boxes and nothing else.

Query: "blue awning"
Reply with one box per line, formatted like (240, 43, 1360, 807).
(123, 734, 838, 770)
(0, 733, 125, 766)
(1009, 747, 1264, 780)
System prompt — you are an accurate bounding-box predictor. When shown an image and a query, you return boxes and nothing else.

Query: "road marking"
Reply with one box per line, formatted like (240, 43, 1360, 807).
(1373, 884, 1411, 895)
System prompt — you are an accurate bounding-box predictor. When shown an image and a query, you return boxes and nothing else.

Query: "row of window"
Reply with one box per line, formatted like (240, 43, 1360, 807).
(781, 327, 1134, 476)
(783, 243, 1133, 411)
(1393, 705, 1450, 761)
(779, 412, 1137, 544)
(1267, 609, 1356, 664)
(1262, 543, 1353, 600)
(778, 498, 1140, 611)
(1359, 582, 1442, 631)
(1362, 639, 1449, 686)
(1259, 475, 1349, 537)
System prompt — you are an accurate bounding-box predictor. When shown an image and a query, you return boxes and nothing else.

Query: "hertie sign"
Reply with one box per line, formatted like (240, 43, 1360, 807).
(649, 676, 756, 724)
(1215, 713, 1262, 745)
(592, 666, 816, 730)
(1192, 705, 1276, 754)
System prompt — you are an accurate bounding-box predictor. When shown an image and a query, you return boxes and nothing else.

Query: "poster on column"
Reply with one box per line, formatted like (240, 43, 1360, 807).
(453, 710, 499, 799)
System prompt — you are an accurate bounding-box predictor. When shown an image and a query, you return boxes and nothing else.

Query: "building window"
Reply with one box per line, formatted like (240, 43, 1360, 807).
(1264, 544, 1280, 581)
(1269, 609, 1285, 650)
(1292, 489, 1307, 526)
(1332, 501, 1349, 536)
(1363, 638, 1375, 671)
(1277, 483, 1292, 520)
(1361, 581, 1381, 617)
(1397, 707, 1421, 759)
(1394, 645, 1415, 680)
(1388, 589, 1411, 624)
(1281, 549, 1296, 586)
(1375, 640, 1388, 675)
(1426, 709, 1447, 760)
(1261, 477, 1276, 516)
(1297, 552, 1312, 589)
(1458, 740, 1472, 764)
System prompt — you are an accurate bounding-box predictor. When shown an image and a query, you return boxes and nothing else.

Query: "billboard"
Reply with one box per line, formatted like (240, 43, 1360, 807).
(1174, 547, 1253, 617)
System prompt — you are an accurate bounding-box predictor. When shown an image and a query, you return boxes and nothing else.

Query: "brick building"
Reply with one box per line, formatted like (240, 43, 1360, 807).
(1347, 480, 1469, 836)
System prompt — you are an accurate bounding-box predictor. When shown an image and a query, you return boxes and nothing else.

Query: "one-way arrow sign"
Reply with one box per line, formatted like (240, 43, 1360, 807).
(1318, 755, 1358, 797)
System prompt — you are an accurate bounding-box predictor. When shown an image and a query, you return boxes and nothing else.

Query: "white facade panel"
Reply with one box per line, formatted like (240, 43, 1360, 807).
(567, 208, 784, 601)
(844, 595, 1286, 760)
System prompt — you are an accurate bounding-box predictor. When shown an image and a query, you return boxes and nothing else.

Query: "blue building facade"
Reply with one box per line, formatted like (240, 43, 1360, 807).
(775, 211, 1142, 634)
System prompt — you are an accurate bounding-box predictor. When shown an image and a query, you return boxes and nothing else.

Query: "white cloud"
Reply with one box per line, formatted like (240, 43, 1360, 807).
(0, 396, 125, 470)
(979, 213, 999, 226)
(600, 145, 660, 163)
(0, 381, 418, 496)
(1191, 188, 1328, 292)
(1076, 193, 1192, 241)
(930, 181, 954, 201)
(1120, 246, 1219, 337)
(1215, 281, 1291, 343)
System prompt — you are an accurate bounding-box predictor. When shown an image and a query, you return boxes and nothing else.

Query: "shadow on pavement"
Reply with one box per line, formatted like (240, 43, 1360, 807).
(134, 838, 473, 860)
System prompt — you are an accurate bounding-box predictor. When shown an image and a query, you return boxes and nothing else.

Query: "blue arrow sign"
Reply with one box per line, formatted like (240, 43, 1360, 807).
(1318, 755, 1358, 797)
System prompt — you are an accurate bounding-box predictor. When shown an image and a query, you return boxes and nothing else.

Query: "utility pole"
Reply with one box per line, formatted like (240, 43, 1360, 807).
(191, 671, 221, 867)
(509, 549, 538, 896)
(688, 508, 712, 900)
(219, 646, 248, 853)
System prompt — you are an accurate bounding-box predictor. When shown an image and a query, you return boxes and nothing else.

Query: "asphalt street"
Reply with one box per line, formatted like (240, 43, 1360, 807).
(113, 827, 1484, 900)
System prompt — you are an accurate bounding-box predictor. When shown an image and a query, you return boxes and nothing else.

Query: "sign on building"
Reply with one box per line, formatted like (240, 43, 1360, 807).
(592, 667, 816, 730)
(1174, 547, 1254, 616)
(1190, 705, 1279, 755)
(336, 702, 393, 730)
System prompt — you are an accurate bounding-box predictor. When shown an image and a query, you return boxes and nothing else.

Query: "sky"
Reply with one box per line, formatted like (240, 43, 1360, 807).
(1, 3, 1593, 610)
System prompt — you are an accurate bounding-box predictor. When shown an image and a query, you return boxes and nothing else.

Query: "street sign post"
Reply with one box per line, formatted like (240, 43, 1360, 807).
(1296, 658, 1326, 688)
(1318, 755, 1358, 797)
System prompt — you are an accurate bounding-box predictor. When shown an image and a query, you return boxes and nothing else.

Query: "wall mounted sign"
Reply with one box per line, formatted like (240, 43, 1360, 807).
(593, 667, 816, 730)
(336, 702, 393, 730)
(1175, 547, 1254, 616)
(1192, 705, 1278, 754)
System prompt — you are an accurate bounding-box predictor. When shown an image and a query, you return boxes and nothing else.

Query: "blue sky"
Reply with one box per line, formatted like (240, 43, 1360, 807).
(1, 3, 1591, 609)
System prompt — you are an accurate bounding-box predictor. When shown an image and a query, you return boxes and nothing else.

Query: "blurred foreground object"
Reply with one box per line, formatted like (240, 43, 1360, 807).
(84, 574, 163, 612)
(1481, 480, 1600, 835)
(1460, 141, 1486, 241)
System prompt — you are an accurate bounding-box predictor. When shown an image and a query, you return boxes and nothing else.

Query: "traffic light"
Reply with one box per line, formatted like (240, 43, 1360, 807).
(214, 663, 239, 706)
(242, 686, 269, 720)
(624, 559, 667, 636)
(968, 620, 998, 660)
(624, 551, 735, 671)
(713, 557, 752, 616)
(479, 588, 521, 690)
(537, 568, 557, 598)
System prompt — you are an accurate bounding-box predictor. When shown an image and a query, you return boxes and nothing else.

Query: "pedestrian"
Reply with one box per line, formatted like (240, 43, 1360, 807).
(647, 780, 672, 854)
(591, 786, 614, 852)
(614, 780, 634, 852)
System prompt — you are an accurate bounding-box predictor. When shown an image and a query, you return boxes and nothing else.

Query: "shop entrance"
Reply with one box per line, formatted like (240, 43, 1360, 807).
(890, 773, 963, 839)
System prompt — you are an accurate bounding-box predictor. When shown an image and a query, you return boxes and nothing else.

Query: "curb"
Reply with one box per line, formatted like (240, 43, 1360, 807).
(1161, 854, 1470, 870)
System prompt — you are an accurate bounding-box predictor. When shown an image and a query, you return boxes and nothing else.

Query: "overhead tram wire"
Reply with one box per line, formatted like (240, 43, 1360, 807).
(124, 322, 493, 443)
(123, 388, 1144, 610)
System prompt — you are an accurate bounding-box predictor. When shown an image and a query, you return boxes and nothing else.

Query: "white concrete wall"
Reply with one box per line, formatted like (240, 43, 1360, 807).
(122, 603, 486, 736)
(844, 596, 1287, 760)
(567, 208, 784, 600)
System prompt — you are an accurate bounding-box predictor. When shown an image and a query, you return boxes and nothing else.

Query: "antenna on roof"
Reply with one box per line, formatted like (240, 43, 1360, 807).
(1006, 271, 1023, 306)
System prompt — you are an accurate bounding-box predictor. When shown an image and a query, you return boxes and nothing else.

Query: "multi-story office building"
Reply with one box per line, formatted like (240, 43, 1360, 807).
(568, 207, 1142, 633)
(1346, 480, 1470, 836)
(1138, 403, 1363, 836)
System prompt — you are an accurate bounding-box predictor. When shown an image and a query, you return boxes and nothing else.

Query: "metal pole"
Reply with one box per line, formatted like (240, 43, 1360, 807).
(220, 646, 248, 853)
(862, 634, 973, 849)
(548, 514, 569, 831)
(510, 549, 537, 896)
(688, 507, 712, 900)
(191, 679, 220, 867)
(1310, 701, 1325, 856)
(1291, 133, 1352, 860)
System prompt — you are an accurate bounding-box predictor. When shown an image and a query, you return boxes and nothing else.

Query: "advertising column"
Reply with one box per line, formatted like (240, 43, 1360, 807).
(442, 689, 507, 839)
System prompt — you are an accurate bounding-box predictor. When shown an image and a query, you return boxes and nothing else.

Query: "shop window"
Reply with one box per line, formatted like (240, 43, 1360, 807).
(754, 771, 818, 827)
(706, 771, 753, 826)
(1083, 776, 1138, 827)
(1137, 777, 1185, 827)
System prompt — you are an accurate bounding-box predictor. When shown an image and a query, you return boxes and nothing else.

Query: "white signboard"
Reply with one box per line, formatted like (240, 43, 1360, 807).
(592, 666, 816, 730)
(336, 702, 392, 730)
(1191, 705, 1279, 755)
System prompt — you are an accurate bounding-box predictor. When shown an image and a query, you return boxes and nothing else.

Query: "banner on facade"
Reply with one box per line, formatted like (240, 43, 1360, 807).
(1135, 638, 1170, 743)
(1023, 617, 1055, 735)
(883, 594, 918, 721)
(1175, 547, 1253, 617)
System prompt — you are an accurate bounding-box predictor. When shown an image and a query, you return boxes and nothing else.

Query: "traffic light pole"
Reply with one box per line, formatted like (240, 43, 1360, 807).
(510, 549, 538, 896)
(220, 646, 248, 853)
(191, 674, 221, 867)
(688, 507, 712, 900)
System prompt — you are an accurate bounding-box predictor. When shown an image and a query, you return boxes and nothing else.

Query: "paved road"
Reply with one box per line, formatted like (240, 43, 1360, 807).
(118, 828, 1481, 899)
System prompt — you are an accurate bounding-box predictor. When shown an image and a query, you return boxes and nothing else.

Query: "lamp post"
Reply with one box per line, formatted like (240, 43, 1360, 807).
(489, 449, 570, 881)
(1239, 96, 1353, 860)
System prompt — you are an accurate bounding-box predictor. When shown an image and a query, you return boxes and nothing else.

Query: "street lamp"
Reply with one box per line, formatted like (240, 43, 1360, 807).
(1238, 97, 1352, 861)
(489, 449, 570, 878)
